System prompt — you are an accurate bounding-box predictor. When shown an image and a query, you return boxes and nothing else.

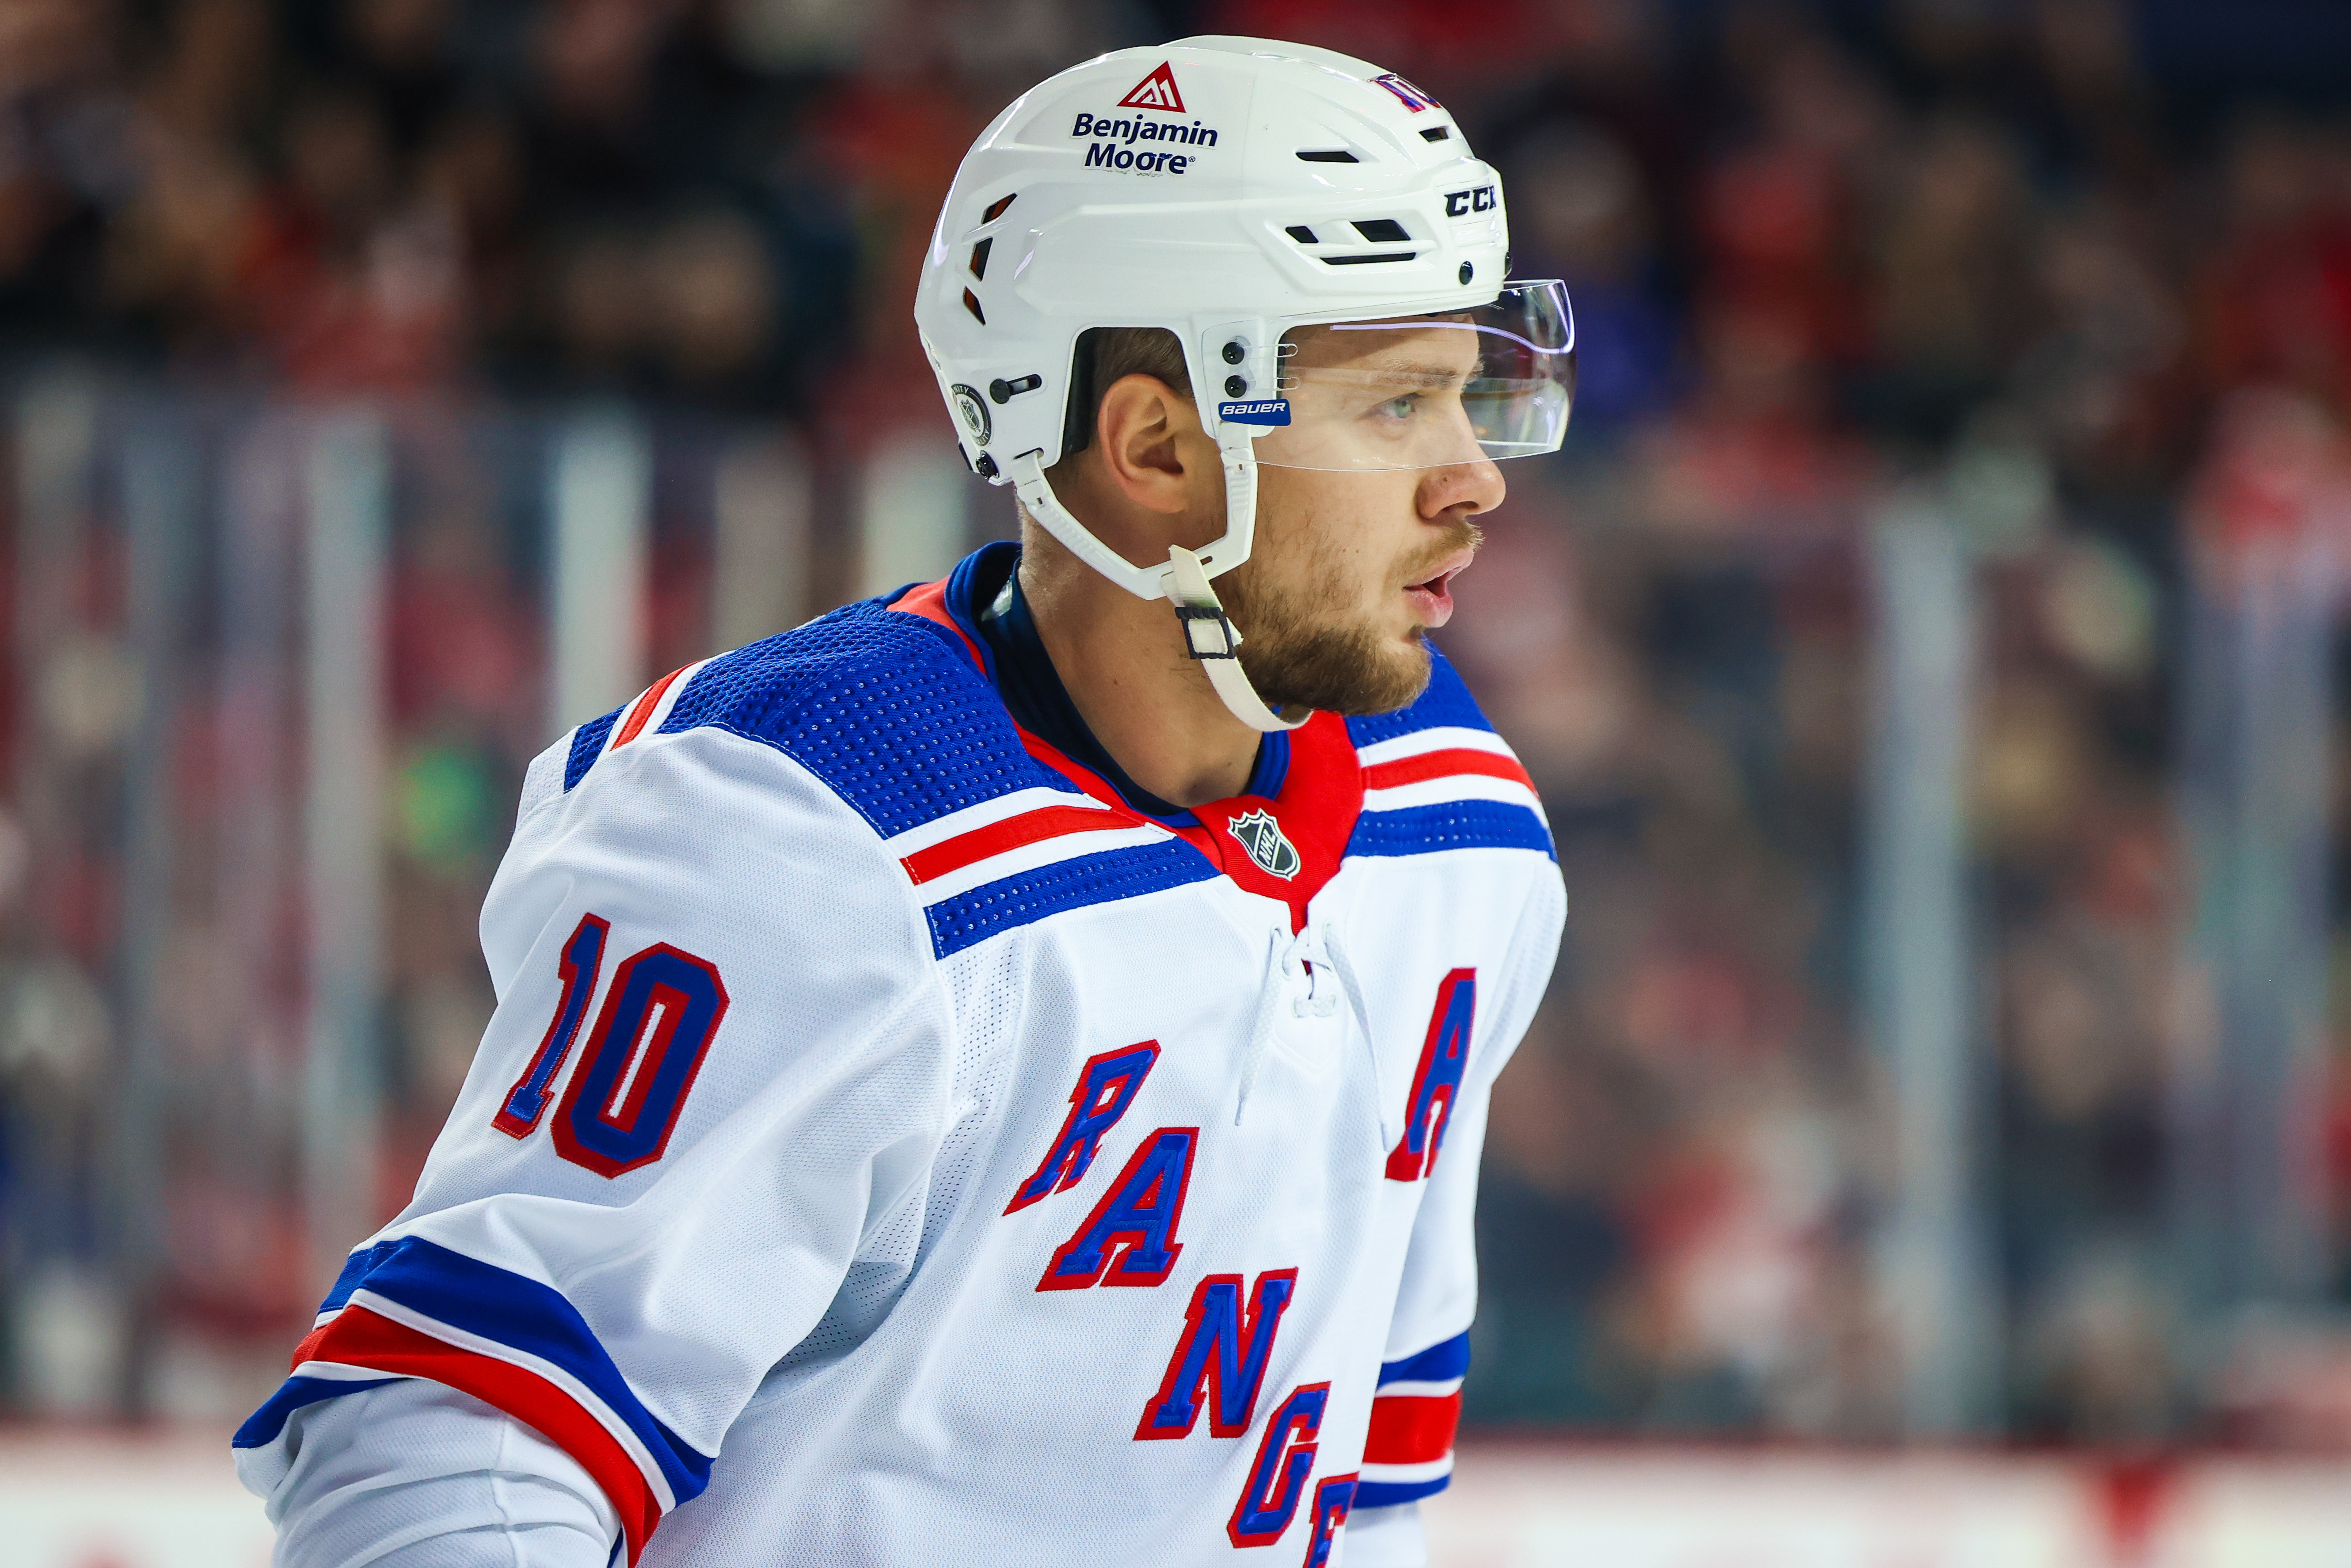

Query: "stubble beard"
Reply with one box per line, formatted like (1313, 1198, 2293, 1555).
(1216, 511, 1483, 717)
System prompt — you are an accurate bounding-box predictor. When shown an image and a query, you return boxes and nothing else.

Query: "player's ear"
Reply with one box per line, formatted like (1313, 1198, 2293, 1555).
(1094, 374, 1198, 516)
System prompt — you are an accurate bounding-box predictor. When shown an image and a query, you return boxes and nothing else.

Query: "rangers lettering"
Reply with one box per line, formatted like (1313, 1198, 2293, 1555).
(1135, 1268, 1299, 1439)
(1228, 1382, 1330, 1547)
(1036, 1127, 1198, 1290)
(1385, 968, 1475, 1182)
(1005, 1042, 1161, 1213)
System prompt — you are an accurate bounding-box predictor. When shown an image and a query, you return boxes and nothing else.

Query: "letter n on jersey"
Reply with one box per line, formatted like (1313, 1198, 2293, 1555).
(1134, 1269, 1298, 1439)
(1385, 969, 1476, 1182)
(1036, 1128, 1197, 1290)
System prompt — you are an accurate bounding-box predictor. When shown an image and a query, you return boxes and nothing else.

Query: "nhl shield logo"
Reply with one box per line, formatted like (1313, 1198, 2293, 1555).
(1226, 808, 1301, 880)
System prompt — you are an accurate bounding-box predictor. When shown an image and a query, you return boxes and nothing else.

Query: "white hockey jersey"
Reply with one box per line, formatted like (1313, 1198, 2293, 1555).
(235, 545, 1565, 1567)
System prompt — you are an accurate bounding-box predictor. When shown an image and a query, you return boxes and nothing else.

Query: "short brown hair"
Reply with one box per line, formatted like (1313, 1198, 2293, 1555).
(1057, 327, 1191, 462)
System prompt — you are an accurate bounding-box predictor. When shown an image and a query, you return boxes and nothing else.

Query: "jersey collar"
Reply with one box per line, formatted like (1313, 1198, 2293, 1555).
(893, 543, 1361, 929)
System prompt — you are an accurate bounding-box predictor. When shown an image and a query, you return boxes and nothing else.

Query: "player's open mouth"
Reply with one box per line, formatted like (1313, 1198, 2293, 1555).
(1403, 552, 1473, 628)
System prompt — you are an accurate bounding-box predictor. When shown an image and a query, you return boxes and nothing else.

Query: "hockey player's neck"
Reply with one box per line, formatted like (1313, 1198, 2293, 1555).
(1016, 535, 1263, 810)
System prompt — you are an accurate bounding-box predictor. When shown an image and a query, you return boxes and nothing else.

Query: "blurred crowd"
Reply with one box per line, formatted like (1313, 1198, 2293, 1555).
(5, 0, 2351, 1448)
(1436, 0, 2351, 1446)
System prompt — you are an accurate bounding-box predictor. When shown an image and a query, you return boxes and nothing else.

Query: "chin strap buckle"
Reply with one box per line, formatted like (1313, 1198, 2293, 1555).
(1174, 603, 1241, 660)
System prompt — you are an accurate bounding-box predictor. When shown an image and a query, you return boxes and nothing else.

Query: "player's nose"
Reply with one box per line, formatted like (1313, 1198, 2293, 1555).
(1418, 454, 1506, 520)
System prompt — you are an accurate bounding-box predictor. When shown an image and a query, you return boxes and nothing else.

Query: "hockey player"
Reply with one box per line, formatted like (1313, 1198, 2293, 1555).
(234, 36, 1574, 1568)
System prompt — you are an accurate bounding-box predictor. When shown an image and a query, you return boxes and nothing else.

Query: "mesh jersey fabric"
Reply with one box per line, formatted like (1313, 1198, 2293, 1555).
(237, 556, 1566, 1567)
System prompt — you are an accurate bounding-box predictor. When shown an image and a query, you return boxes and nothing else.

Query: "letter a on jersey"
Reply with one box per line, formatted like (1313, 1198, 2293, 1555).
(1385, 969, 1475, 1182)
(1118, 61, 1185, 114)
(1038, 1127, 1197, 1290)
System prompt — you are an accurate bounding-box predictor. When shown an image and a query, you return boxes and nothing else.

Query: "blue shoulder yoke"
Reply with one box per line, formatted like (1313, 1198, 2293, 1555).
(1342, 647, 1555, 864)
(564, 596, 1070, 838)
(560, 596, 1222, 955)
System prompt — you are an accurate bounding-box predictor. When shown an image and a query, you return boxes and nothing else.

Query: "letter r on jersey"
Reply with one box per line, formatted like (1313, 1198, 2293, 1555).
(1037, 1127, 1197, 1290)
(1005, 1042, 1160, 1214)
(1385, 969, 1475, 1183)
(1135, 1268, 1298, 1440)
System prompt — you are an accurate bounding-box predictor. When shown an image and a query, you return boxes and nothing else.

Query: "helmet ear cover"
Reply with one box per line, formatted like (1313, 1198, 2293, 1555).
(1058, 333, 1099, 464)
(1057, 327, 1195, 465)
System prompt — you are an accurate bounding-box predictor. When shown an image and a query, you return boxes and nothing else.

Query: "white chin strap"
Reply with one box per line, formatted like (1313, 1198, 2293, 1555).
(1007, 429, 1309, 734)
(1160, 544, 1308, 733)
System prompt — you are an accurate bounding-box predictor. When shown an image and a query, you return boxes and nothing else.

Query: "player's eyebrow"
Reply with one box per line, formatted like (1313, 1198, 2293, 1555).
(1323, 360, 1476, 389)
(1385, 362, 1476, 387)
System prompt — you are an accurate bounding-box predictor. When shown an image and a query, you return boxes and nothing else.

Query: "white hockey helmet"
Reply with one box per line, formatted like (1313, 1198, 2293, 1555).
(914, 35, 1576, 730)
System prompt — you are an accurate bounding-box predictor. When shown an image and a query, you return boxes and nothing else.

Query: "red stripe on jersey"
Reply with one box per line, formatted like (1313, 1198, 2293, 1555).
(899, 805, 1133, 885)
(295, 1306, 663, 1564)
(1360, 748, 1534, 792)
(610, 665, 690, 752)
(1362, 1390, 1461, 1467)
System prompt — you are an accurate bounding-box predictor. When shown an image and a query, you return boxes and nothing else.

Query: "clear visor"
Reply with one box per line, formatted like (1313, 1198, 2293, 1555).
(1227, 279, 1576, 472)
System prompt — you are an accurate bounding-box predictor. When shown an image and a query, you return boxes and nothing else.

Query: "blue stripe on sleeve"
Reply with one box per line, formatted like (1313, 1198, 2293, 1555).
(249, 1236, 714, 1507)
(232, 1375, 401, 1448)
(1354, 1475, 1454, 1509)
(1345, 800, 1555, 862)
(1379, 1329, 1471, 1386)
(320, 1236, 404, 1313)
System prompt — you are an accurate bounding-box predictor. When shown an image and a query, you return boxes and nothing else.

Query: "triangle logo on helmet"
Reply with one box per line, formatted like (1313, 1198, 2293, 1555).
(1117, 61, 1186, 114)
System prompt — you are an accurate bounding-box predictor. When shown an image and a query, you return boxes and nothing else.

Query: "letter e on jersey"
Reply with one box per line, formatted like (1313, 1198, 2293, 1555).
(1304, 1474, 1359, 1567)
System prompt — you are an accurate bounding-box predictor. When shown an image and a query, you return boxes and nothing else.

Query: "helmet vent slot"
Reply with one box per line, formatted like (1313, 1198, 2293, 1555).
(1284, 225, 1318, 244)
(1296, 149, 1359, 163)
(982, 193, 1017, 222)
(969, 237, 992, 279)
(962, 288, 986, 324)
(1322, 252, 1415, 266)
(1419, 126, 1450, 142)
(1352, 219, 1411, 242)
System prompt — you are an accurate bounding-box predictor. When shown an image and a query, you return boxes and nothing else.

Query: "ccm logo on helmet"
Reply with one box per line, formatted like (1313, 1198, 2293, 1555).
(1444, 186, 1497, 217)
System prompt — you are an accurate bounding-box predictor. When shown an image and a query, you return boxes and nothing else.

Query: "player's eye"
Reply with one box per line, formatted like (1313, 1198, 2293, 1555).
(1376, 394, 1419, 422)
